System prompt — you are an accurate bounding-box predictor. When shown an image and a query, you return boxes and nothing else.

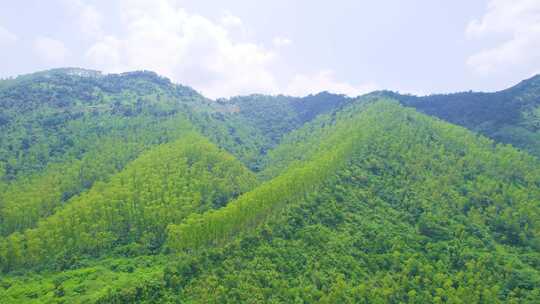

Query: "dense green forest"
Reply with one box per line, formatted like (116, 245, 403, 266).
(159, 101, 540, 303)
(384, 74, 540, 158)
(0, 69, 539, 303)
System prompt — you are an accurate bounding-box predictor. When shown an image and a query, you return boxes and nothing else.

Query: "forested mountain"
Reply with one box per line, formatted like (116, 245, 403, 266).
(0, 69, 539, 303)
(0, 69, 351, 179)
(160, 101, 540, 303)
(384, 74, 540, 158)
(1, 133, 256, 272)
(213, 91, 352, 170)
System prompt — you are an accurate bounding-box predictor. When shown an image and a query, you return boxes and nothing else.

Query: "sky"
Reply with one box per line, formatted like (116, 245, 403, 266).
(1, 0, 540, 98)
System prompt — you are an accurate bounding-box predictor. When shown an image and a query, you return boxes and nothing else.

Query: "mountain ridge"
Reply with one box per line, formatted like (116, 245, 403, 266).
(5, 67, 540, 98)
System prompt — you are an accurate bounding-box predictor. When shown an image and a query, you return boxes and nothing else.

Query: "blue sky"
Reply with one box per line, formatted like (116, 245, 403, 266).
(1, 0, 539, 98)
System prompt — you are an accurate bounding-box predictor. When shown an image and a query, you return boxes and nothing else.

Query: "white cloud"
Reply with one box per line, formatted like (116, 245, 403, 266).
(34, 36, 70, 64)
(85, 0, 278, 98)
(85, 36, 122, 69)
(221, 11, 243, 28)
(49, 0, 378, 98)
(272, 37, 292, 48)
(78, 5, 103, 38)
(0, 26, 17, 45)
(286, 70, 378, 97)
(61, 0, 103, 38)
(466, 0, 540, 75)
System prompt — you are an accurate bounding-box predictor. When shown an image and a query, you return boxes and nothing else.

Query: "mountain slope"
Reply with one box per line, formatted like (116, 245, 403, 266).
(0, 69, 351, 184)
(0, 115, 198, 236)
(213, 92, 352, 170)
(132, 101, 539, 303)
(0, 69, 216, 237)
(384, 74, 540, 157)
(0, 68, 202, 181)
(0, 133, 257, 273)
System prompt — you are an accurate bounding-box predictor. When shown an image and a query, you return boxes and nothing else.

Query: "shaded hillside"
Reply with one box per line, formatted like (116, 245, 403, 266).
(214, 92, 352, 170)
(384, 75, 540, 157)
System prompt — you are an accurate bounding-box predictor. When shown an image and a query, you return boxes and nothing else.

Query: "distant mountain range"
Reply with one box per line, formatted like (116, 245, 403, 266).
(383, 74, 540, 157)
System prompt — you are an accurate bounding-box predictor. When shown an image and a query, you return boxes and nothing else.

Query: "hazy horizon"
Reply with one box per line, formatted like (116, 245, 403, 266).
(3, 66, 538, 100)
(1, 0, 539, 98)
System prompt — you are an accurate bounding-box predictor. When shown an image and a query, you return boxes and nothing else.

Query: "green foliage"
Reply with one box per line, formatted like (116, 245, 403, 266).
(212, 92, 351, 170)
(0, 134, 256, 272)
(166, 98, 378, 252)
(0, 255, 165, 303)
(1, 69, 540, 303)
(385, 74, 540, 158)
(158, 101, 540, 303)
(0, 116, 195, 236)
(0, 69, 200, 181)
